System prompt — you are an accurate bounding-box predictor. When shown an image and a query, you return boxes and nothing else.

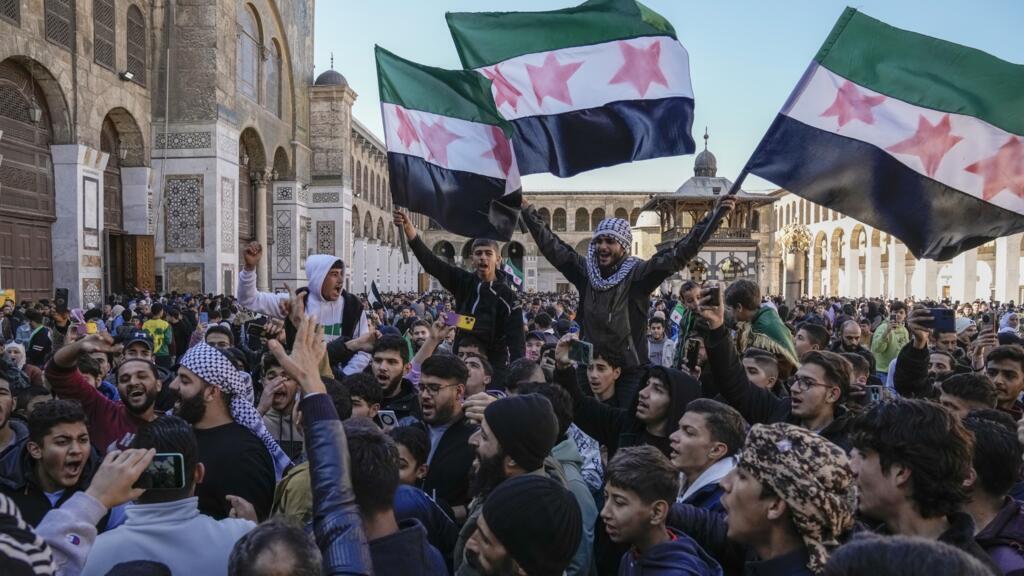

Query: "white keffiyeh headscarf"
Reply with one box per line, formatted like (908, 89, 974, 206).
(180, 343, 291, 478)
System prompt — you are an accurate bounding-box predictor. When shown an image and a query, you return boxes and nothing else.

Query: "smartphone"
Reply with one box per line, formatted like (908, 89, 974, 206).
(377, 410, 398, 428)
(199, 312, 209, 324)
(133, 453, 186, 490)
(685, 338, 702, 371)
(568, 339, 594, 365)
(86, 321, 98, 335)
(445, 312, 476, 331)
(928, 308, 955, 333)
(701, 285, 720, 307)
(889, 313, 898, 324)
(246, 321, 266, 340)
(866, 385, 883, 404)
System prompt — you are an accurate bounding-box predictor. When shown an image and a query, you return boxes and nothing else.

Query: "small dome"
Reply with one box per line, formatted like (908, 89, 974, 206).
(694, 127, 717, 177)
(634, 210, 660, 229)
(315, 69, 348, 87)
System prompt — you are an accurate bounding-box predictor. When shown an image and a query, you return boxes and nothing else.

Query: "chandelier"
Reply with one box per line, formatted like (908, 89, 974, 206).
(781, 224, 811, 254)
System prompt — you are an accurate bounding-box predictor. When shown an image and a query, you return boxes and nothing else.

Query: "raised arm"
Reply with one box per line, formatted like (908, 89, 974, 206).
(520, 203, 587, 288)
(236, 241, 289, 318)
(395, 209, 468, 293)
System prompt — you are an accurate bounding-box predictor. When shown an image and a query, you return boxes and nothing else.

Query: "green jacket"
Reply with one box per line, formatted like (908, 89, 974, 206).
(871, 321, 910, 374)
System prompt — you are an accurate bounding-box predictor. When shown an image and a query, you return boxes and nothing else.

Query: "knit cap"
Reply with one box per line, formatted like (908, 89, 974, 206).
(483, 394, 558, 472)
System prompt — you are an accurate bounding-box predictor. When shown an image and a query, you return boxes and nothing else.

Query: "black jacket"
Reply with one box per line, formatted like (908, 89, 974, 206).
(555, 364, 701, 460)
(420, 414, 477, 511)
(26, 326, 51, 367)
(704, 324, 853, 452)
(383, 379, 423, 422)
(409, 236, 524, 373)
(0, 441, 104, 528)
(522, 205, 715, 368)
(892, 343, 939, 400)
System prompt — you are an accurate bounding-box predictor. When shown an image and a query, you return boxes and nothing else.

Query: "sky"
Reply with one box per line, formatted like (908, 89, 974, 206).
(313, 0, 1024, 194)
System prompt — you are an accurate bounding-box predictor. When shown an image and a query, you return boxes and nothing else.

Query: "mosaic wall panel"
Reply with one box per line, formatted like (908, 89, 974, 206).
(276, 187, 293, 201)
(299, 216, 310, 268)
(312, 191, 340, 203)
(220, 177, 235, 254)
(81, 255, 102, 268)
(166, 264, 204, 294)
(155, 132, 212, 149)
(165, 176, 203, 252)
(297, 186, 311, 204)
(276, 210, 292, 273)
(218, 132, 239, 159)
(316, 221, 335, 254)
(82, 278, 102, 307)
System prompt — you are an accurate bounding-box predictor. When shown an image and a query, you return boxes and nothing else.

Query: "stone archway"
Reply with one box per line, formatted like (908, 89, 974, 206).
(99, 107, 145, 294)
(0, 57, 69, 302)
(272, 146, 290, 180)
(811, 232, 827, 297)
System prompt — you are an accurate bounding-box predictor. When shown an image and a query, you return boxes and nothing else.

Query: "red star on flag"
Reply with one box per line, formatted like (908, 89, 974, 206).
(418, 118, 461, 168)
(525, 53, 584, 107)
(482, 126, 513, 177)
(820, 81, 886, 128)
(395, 107, 420, 150)
(965, 136, 1024, 201)
(482, 65, 523, 112)
(885, 114, 963, 177)
(609, 39, 668, 97)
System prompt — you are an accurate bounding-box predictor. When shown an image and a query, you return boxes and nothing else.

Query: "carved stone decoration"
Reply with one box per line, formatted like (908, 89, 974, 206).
(81, 255, 102, 268)
(82, 278, 102, 307)
(155, 132, 212, 149)
(276, 209, 292, 273)
(165, 176, 204, 252)
(276, 187, 293, 201)
(221, 177, 235, 254)
(316, 221, 335, 254)
(297, 186, 310, 204)
(312, 191, 340, 203)
(166, 264, 204, 294)
(299, 216, 310, 267)
(219, 132, 239, 159)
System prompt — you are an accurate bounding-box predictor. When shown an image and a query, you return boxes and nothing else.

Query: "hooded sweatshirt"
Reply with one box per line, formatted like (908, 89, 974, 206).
(237, 255, 370, 374)
(618, 528, 723, 576)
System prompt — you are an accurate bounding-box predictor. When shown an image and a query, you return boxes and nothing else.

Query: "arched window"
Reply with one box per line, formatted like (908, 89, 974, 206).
(376, 218, 384, 241)
(630, 208, 641, 226)
(237, 5, 260, 101)
(265, 40, 281, 116)
(553, 208, 567, 232)
(0, 0, 19, 25)
(614, 207, 628, 221)
(352, 206, 361, 238)
(591, 208, 605, 230)
(93, 0, 116, 70)
(537, 208, 551, 228)
(574, 208, 589, 232)
(126, 5, 146, 86)
(45, 0, 74, 51)
(363, 214, 373, 240)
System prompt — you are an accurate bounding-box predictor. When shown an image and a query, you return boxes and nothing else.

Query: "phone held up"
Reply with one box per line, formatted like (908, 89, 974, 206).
(133, 453, 187, 491)
(568, 339, 593, 366)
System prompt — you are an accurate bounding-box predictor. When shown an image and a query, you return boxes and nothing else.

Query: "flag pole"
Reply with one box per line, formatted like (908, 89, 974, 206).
(694, 168, 749, 246)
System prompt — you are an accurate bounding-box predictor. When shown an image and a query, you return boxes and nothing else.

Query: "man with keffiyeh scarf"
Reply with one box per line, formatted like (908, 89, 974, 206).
(521, 196, 735, 372)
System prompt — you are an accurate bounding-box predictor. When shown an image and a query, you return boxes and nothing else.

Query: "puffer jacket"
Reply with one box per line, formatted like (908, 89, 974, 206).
(523, 205, 715, 368)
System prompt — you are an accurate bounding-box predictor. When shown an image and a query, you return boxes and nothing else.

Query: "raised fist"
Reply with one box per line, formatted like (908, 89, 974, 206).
(243, 241, 263, 271)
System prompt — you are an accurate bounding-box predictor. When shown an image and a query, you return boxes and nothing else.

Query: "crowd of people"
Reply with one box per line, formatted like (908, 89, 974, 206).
(0, 199, 1021, 575)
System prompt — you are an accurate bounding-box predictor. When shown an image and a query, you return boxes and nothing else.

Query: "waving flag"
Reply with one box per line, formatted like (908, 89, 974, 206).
(747, 9, 1024, 260)
(376, 47, 522, 240)
(446, 0, 695, 177)
(502, 259, 525, 290)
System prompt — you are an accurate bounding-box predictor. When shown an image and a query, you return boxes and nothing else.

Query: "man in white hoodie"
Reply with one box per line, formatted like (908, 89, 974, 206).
(237, 241, 370, 375)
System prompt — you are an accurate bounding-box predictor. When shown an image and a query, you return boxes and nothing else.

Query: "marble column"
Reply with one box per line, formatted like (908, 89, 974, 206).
(253, 170, 270, 290)
(51, 145, 109, 308)
(844, 245, 859, 297)
(864, 239, 881, 298)
(995, 235, 1022, 303)
(911, 259, 939, 300)
(784, 249, 806, 306)
(951, 250, 978, 303)
(888, 240, 907, 299)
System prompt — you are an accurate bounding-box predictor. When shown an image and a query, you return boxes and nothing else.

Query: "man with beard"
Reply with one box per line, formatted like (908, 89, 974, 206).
(46, 334, 162, 453)
(409, 320, 432, 354)
(0, 400, 104, 527)
(374, 334, 422, 421)
(453, 394, 560, 575)
(464, 475, 582, 576)
(237, 242, 371, 376)
(395, 210, 525, 383)
(418, 354, 477, 523)
(172, 343, 285, 521)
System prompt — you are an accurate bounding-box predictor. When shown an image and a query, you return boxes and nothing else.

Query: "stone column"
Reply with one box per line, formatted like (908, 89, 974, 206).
(911, 259, 939, 300)
(845, 245, 859, 297)
(253, 169, 270, 290)
(864, 239, 881, 297)
(51, 145, 109, 308)
(951, 250, 978, 302)
(995, 234, 1022, 303)
(888, 239, 907, 299)
(784, 249, 806, 306)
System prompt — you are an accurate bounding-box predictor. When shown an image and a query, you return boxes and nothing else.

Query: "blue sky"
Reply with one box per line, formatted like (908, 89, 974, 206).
(314, 0, 1023, 193)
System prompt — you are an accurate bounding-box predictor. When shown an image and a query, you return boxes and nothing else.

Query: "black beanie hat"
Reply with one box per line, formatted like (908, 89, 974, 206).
(484, 394, 558, 472)
(482, 475, 582, 576)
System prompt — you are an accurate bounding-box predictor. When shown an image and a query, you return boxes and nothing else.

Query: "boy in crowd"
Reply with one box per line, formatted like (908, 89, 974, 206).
(603, 445, 722, 575)
(984, 344, 1024, 420)
(669, 399, 746, 513)
(741, 349, 781, 394)
(373, 334, 422, 421)
(345, 372, 383, 420)
(648, 316, 676, 367)
(390, 425, 430, 487)
(794, 323, 830, 359)
(256, 354, 302, 461)
(938, 374, 998, 418)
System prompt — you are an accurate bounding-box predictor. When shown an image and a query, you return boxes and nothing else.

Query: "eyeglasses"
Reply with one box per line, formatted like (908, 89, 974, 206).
(790, 376, 833, 392)
(420, 382, 460, 396)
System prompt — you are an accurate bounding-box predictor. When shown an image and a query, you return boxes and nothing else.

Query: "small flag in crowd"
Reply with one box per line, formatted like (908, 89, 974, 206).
(502, 259, 525, 289)
(746, 8, 1024, 260)
(368, 281, 383, 308)
(376, 47, 523, 240)
(669, 302, 685, 325)
(446, 0, 696, 177)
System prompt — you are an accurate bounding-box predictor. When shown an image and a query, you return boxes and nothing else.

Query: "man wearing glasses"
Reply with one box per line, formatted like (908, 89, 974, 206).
(418, 354, 478, 523)
(698, 285, 855, 452)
